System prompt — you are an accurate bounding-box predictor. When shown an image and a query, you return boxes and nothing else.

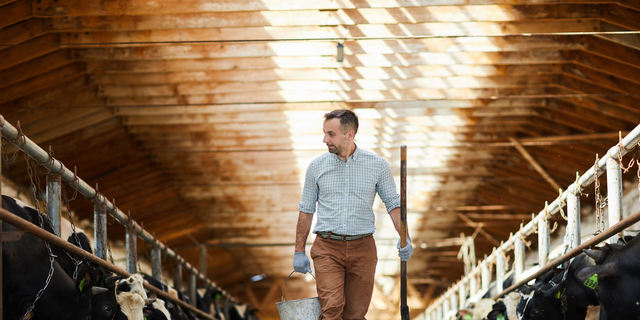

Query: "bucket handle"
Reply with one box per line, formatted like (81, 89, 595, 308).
(281, 271, 316, 302)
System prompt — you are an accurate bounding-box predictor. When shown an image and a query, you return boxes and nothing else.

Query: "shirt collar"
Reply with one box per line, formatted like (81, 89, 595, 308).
(331, 144, 359, 162)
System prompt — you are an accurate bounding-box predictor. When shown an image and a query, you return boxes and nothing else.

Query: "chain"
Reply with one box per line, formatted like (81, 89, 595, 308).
(618, 132, 631, 173)
(3, 121, 24, 168)
(61, 181, 86, 278)
(21, 146, 57, 320)
(594, 154, 605, 235)
(557, 189, 568, 221)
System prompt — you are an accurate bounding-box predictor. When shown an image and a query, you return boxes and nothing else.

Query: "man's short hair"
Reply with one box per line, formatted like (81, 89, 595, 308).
(324, 109, 359, 135)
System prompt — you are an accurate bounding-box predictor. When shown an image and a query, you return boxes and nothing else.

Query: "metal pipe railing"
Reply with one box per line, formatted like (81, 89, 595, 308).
(425, 124, 640, 316)
(0, 115, 236, 303)
(0, 206, 215, 320)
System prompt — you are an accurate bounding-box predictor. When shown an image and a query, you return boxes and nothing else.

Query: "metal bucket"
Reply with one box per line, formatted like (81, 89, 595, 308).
(276, 271, 321, 320)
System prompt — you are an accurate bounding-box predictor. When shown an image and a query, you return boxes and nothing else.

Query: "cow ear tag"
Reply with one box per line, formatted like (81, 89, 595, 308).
(79, 278, 86, 292)
(464, 315, 472, 320)
(584, 273, 598, 289)
(497, 314, 505, 320)
(555, 288, 565, 299)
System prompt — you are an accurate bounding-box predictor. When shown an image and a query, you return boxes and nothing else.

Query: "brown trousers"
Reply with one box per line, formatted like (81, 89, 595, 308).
(310, 235, 377, 320)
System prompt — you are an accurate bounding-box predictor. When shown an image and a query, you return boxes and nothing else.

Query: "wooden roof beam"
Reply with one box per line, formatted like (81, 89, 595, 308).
(45, 4, 608, 29)
(91, 64, 566, 84)
(0, 34, 60, 70)
(0, 50, 74, 89)
(99, 75, 556, 97)
(0, 0, 31, 29)
(32, 0, 619, 16)
(72, 45, 573, 62)
(55, 20, 602, 44)
(509, 137, 561, 192)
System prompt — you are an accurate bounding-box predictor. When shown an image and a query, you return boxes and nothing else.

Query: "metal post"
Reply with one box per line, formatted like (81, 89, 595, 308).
(481, 262, 490, 293)
(200, 244, 207, 278)
(189, 272, 197, 307)
(469, 272, 477, 297)
(607, 156, 623, 244)
(46, 172, 62, 237)
(496, 252, 504, 293)
(94, 196, 107, 260)
(567, 185, 581, 251)
(173, 259, 183, 292)
(538, 216, 550, 267)
(450, 291, 457, 315)
(514, 236, 525, 281)
(126, 222, 138, 274)
(151, 244, 162, 281)
(458, 281, 466, 310)
(442, 298, 450, 319)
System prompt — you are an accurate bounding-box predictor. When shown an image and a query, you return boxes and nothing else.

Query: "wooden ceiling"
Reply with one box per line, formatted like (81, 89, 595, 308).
(1, 0, 640, 319)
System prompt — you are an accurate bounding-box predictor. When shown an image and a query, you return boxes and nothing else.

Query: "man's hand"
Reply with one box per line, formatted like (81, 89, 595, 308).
(397, 238, 414, 261)
(293, 252, 312, 273)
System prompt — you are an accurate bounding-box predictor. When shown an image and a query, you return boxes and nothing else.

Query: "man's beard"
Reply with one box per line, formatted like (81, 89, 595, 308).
(327, 144, 340, 154)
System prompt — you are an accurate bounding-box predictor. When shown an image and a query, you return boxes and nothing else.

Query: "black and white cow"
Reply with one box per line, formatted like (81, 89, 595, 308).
(2, 195, 103, 320)
(516, 253, 599, 320)
(5, 195, 120, 320)
(576, 234, 640, 320)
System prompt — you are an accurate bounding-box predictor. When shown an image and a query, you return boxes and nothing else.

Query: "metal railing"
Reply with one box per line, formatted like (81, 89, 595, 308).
(424, 124, 640, 319)
(0, 115, 238, 318)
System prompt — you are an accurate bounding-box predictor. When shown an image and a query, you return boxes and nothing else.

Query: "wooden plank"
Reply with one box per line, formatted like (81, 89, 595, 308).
(571, 50, 640, 84)
(0, 19, 47, 49)
(554, 96, 640, 123)
(103, 86, 551, 105)
(92, 64, 565, 84)
(100, 75, 554, 97)
(509, 137, 561, 192)
(0, 34, 60, 70)
(116, 104, 544, 125)
(0, 63, 86, 104)
(0, 0, 31, 29)
(548, 98, 638, 128)
(0, 50, 73, 89)
(605, 4, 640, 31)
(45, 5, 607, 30)
(112, 98, 544, 115)
(32, 0, 610, 16)
(57, 20, 600, 43)
(557, 74, 640, 113)
(73, 43, 571, 61)
(0, 76, 90, 112)
(585, 35, 640, 69)
(87, 60, 569, 75)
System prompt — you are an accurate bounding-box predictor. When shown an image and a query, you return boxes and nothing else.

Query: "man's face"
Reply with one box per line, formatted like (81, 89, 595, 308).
(323, 118, 351, 155)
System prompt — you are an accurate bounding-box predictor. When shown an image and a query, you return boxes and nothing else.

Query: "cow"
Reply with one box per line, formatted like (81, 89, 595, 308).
(2, 195, 104, 320)
(576, 234, 640, 320)
(516, 253, 599, 320)
(114, 274, 159, 320)
(4, 195, 120, 320)
(141, 273, 200, 320)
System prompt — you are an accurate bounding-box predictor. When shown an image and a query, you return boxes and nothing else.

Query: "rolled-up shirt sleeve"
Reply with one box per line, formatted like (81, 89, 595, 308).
(298, 161, 318, 214)
(377, 161, 400, 213)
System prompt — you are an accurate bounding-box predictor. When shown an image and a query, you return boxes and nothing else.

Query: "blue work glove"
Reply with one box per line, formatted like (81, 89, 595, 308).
(293, 252, 312, 274)
(397, 238, 414, 261)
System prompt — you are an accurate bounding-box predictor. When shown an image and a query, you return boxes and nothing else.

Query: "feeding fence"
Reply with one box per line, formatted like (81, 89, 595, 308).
(423, 124, 640, 320)
(0, 115, 238, 320)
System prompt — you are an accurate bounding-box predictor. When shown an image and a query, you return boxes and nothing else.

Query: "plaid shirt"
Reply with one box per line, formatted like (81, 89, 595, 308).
(299, 145, 401, 235)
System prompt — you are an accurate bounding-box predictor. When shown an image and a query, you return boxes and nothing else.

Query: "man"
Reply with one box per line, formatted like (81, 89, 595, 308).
(293, 109, 413, 320)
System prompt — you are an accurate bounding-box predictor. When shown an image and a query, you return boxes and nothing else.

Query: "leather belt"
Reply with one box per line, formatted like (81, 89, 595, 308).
(317, 231, 373, 241)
